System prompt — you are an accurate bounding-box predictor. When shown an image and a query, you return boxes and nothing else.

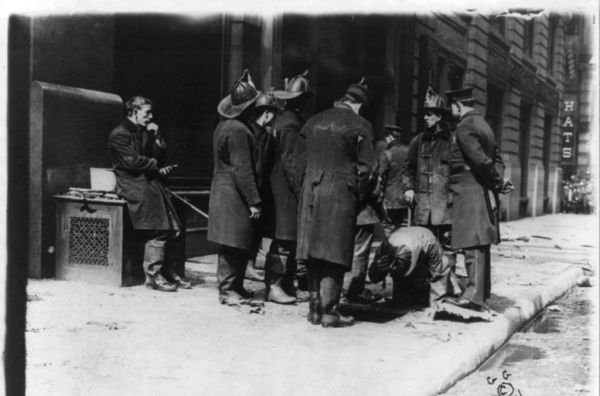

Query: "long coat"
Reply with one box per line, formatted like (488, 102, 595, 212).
(378, 139, 410, 210)
(262, 109, 303, 241)
(405, 126, 453, 226)
(449, 110, 505, 249)
(295, 103, 375, 268)
(207, 119, 261, 251)
(108, 119, 180, 231)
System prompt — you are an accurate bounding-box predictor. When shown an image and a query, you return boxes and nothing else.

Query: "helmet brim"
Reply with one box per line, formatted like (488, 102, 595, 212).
(272, 90, 314, 100)
(217, 91, 261, 118)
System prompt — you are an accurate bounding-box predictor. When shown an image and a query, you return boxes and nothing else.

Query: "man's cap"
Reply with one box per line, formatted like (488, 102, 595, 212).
(273, 70, 314, 100)
(217, 69, 261, 118)
(344, 76, 371, 106)
(384, 124, 402, 132)
(384, 124, 403, 136)
(444, 87, 474, 104)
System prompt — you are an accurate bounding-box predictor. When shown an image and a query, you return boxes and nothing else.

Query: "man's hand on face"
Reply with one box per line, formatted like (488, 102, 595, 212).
(249, 205, 261, 220)
(146, 122, 159, 134)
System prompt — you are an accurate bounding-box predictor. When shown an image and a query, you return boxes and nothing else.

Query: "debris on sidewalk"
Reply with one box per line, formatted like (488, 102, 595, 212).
(532, 235, 553, 240)
(515, 236, 530, 242)
(86, 321, 123, 330)
(554, 244, 563, 250)
(547, 305, 562, 312)
(576, 276, 593, 288)
(433, 301, 493, 322)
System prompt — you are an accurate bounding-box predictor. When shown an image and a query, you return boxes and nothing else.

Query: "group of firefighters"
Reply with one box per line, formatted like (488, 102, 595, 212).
(108, 69, 514, 328)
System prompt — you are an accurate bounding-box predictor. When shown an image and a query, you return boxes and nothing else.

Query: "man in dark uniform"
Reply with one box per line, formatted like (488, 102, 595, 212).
(378, 124, 410, 237)
(444, 87, 513, 312)
(244, 91, 284, 284)
(108, 96, 190, 292)
(296, 78, 375, 327)
(260, 70, 313, 304)
(208, 70, 264, 306)
(401, 86, 455, 306)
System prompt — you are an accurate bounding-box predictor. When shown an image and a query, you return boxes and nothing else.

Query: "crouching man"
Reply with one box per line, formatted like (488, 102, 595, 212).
(368, 226, 454, 308)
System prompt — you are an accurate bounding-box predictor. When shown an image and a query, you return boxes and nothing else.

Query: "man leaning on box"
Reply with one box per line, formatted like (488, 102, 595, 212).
(108, 96, 192, 292)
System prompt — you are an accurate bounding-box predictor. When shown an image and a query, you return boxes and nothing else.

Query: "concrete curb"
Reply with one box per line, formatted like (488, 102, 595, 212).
(397, 265, 585, 395)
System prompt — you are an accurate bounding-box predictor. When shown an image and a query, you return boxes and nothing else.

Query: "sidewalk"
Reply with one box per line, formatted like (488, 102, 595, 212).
(26, 214, 597, 395)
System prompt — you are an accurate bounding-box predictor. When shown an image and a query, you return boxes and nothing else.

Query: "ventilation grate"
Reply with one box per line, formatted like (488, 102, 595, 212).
(68, 216, 110, 266)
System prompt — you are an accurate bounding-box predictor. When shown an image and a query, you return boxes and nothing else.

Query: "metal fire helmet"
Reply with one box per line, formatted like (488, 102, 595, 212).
(255, 91, 284, 111)
(423, 86, 448, 112)
(285, 70, 312, 95)
(231, 69, 258, 105)
(274, 70, 314, 100)
(217, 69, 261, 118)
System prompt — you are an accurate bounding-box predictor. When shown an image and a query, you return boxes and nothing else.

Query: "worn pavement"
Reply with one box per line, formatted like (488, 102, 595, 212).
(26, 214, 598, 395)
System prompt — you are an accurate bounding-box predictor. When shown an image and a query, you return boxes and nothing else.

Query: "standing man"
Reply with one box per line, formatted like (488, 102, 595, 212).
(378, 124, 410, 237)
(108, 96, 191, 292)
(244, 91, 284, 283)
(444, 87, 513, 313)
(208, 70, 264, 306)
(404, 86, 454, 241)
(261, 70, 313, 304)
(400, 86, 454, 306)
(296, 78, 375, 327)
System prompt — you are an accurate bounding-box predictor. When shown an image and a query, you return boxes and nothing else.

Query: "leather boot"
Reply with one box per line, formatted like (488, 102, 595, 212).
(307, 266, 321, 325)
(171, 273, 192, 289)
(145, 273, 177, 292)
(244, 262, 265, 282)
(265, 272, 296, 304)
(320, 264, 354, 328)
(234, 261, 255, 298)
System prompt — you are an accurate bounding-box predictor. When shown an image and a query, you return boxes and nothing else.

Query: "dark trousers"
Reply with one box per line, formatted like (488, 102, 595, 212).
(265, 239, 296, 275)
(217, 245, 250, 295)
(307, 260, 345, 314)
(462, 245, 491, 306)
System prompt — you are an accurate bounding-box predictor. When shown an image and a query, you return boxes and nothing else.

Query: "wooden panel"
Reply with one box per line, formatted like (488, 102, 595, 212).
(29, 81, 123, 278)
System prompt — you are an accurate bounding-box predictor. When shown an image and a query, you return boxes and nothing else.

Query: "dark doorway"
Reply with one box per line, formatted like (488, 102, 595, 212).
(114, 14, 224, 186)
(519, 101, 532, 217)
(542, 114, 554, 213)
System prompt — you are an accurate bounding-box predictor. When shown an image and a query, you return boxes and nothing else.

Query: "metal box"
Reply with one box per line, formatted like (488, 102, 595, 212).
(54, 195, 145, 286)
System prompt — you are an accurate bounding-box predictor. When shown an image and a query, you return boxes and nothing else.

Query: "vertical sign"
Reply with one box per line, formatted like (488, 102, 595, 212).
(561, 95, 577, 164)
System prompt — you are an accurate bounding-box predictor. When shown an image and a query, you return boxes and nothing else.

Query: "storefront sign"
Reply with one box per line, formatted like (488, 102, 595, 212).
(561, 95, 577, 163)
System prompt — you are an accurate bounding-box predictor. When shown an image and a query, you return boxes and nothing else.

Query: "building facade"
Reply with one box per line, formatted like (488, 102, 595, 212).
(8, 11, 595, 277)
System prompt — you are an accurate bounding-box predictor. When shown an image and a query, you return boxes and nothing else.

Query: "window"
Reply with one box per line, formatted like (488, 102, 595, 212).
(490, 15, 506, 35)
(523, 19, 535, 57)
(547, 15, 558, 73)
(486, 84, 504, 148)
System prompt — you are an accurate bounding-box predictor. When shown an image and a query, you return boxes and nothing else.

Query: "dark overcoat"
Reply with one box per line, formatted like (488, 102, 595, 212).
(378, 139, 410, 210)
(108, 119, 180, 231)
(295, 103, 375, 268)
(207, 119, 261, 251)
(405, 126, 453, 226)
(262, 109, 302, 241)
(449, 110, 505, 249)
